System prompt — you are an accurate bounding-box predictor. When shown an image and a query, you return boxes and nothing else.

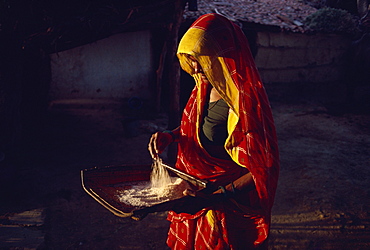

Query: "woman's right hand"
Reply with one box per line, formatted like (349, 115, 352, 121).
(148, 132, 173, 159)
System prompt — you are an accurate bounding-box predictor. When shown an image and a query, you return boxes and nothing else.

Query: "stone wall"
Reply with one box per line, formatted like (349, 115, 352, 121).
(255, 31, 352, 84)
(49, 30, 153, 102)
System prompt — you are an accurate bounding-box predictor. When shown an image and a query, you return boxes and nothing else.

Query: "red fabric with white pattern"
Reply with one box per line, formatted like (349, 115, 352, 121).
(167, 13, 279, 249)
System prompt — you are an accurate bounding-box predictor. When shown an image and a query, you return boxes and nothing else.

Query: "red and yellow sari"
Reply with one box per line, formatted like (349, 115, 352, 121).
(167, 13, 279, 249)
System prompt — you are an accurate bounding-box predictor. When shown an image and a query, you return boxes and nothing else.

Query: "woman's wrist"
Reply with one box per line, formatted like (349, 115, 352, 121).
(163, 126, 180, 142)
(163, 130, 176, 142)
(218, 183, 236, 198)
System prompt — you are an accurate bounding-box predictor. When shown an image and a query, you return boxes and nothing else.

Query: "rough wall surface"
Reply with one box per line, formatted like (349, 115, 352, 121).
(49, 30, 152, 101)
(255, 32, 352, 83)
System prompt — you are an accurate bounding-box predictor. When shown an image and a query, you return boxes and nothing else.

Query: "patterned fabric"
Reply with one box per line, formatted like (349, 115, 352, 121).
(167, 208, 229, 250)
(167, 13, 279, 249)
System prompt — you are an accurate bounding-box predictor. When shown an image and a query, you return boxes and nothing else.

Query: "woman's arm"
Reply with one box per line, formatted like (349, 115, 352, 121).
(183, 172, 255, 199)
(213, 172, 255, 194)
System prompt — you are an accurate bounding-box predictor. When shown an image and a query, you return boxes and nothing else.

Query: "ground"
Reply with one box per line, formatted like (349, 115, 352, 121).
(0, 95, 369, 249)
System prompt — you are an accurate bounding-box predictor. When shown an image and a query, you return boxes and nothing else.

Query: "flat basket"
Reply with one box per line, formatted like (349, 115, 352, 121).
(81, 165, 152, 218)
(81, 164, 209, 220)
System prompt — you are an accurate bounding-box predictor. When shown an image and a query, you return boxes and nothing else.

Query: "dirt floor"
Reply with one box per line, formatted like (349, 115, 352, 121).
(0, 94, 369, 249)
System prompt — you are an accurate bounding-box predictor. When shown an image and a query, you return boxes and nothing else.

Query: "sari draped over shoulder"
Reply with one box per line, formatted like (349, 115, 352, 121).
(167, 13, 280, 249)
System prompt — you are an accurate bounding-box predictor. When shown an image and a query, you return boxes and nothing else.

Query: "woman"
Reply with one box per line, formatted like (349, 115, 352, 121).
(148, 13, 279, 249)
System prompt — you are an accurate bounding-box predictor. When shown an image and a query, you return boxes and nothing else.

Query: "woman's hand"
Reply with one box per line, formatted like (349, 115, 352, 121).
(148, 132, 173, 159)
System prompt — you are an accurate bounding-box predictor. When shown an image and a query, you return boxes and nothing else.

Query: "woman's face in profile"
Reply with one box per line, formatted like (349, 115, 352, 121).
(188, 55, 209, 83)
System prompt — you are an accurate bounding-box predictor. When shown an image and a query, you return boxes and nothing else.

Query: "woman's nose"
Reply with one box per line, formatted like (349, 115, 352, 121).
(192, 61, 202, 74)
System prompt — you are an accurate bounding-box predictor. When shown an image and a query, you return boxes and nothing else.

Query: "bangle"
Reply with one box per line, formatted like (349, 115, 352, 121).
(218, 186, 230, 198)
(231, 182, 236, 193)
(218, 183, 236, 198)
(163, 130, 175, 142)
(219, 186, 227, 194)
